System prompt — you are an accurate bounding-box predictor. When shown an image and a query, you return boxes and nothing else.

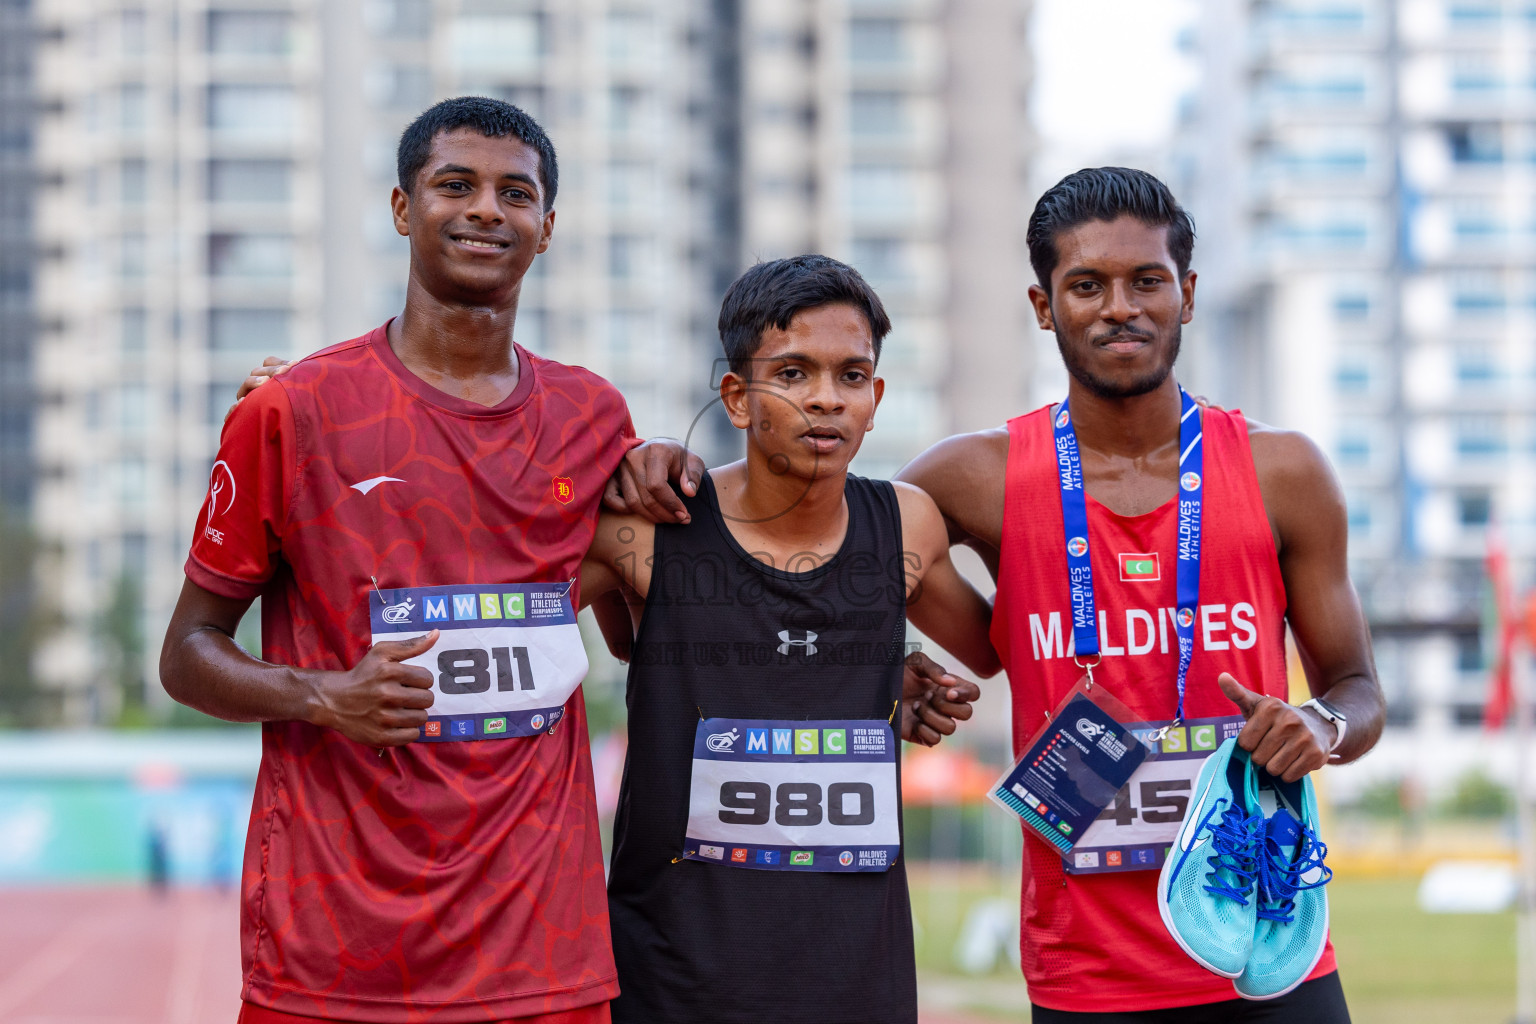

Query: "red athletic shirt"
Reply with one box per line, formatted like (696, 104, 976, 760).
(989, 404, 1336, 1013)
(185, 324, 633, 1022)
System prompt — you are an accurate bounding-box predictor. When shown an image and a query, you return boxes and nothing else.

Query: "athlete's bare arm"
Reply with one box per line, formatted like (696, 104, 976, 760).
(894, 482, 1000, 678)
(160, 580, 438, 747)
(893, 428, 1009, 576)
(1218, 424, 1386, 783)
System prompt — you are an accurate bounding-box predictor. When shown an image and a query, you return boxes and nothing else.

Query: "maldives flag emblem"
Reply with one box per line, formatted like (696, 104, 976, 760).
(1119, 552, 1160, 581)
(553, 477, 574, 504)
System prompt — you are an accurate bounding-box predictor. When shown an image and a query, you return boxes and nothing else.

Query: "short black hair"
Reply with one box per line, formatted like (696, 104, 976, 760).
(396, 96, 559, 209)
(717, 255, 892, 376)
(1027, 167, 1195, 288)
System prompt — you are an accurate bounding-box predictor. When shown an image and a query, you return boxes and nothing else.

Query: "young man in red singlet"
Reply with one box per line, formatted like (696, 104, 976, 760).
(160, 97, 698, 1024)
(897, 167, 1384, 1022)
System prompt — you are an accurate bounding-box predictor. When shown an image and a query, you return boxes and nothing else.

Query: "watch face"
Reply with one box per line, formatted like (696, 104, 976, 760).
(1314, 698, 1344, 722)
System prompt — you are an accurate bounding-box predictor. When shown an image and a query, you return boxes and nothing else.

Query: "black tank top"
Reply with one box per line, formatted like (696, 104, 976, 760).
(607, 473, 916, 1024)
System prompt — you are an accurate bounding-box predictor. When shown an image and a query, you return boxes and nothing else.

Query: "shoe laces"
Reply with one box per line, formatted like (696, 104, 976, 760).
(1255, 824, 1332, 924)
(1198, 800, 1263, 906)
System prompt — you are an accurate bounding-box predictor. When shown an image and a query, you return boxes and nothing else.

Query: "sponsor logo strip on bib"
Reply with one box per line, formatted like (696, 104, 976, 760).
(683, 717, 900, 872)
(369, 583, 588, 742)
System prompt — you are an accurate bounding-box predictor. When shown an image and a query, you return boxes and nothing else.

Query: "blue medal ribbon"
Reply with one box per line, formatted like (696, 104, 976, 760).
(1052, 387, 1203, 724)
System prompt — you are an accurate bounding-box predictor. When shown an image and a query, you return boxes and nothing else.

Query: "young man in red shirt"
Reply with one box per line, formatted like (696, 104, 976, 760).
(898, 168, 1384, 1021)
(160, 97, 697, 1024)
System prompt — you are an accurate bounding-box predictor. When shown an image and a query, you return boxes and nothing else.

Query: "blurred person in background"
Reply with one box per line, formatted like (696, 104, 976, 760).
(897, 167, 1384, 1022)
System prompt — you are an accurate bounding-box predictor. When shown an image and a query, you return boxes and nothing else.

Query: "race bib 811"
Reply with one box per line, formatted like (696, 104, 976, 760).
(683, 717, 900, 872)
(369, 583, 587, 742)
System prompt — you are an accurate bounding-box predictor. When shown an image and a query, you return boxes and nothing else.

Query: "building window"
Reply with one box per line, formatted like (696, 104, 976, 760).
(209, 309, 291, 350)
(850, 236, 908, 285)
(1455, 347, 1500, 384)
(207, 11, 293, 56)
(607, 309, 654, 360)
(121, 234, 147, 278)
(1268, 4, 1367, 33)
(121, 309, 147, 353)
(1335, 432, 1371, 465)
(120, 83, 147, 133)
(850, 91, 907, 137)
(121, 9, 147, 56)
(1451, 285, 1505, 314)
(515, 308, 546, 353)
(367, 0, 432, 39)
(1446, 123, 1502, 164)
(608, 235, 650, 281)
(207, 85, 295, 138)
(1345, 498, 1372, 531)
(1457, 490, 1492, 527)
(608, 162, 649, 215)
(1333, 291, 1371, 320)
(1449, 3, 1501, 29)
(208, 160, 292, 203)
(849, 18, 904, 64)
(609, 86, 648, 139)
(208, 234, 293, 278)
(449, 14, 542, 72)
(117, 384, 150, 433)
(606, 12, 654, 66)
(847, 165, 911, 218)
(1455, 416, 1506, 456)
(121, 159, 147, 204)
(494, 85, 545, 122)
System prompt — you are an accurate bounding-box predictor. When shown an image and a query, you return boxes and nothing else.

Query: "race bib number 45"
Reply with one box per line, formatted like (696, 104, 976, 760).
(369, 583, 588, 742)
(1064, 714, 1245, 874)
(683, 717, 900, 872)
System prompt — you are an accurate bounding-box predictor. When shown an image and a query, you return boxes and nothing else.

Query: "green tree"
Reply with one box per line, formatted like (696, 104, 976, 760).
(99, 571, 146, 725)
(0, 508, 52, 726)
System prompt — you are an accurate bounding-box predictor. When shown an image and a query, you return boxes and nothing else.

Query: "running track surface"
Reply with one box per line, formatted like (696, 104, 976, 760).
(0, 888, 997, 1024)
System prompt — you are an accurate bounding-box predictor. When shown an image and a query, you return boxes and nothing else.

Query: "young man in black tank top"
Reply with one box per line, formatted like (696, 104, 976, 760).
(579, 255, 1000, 1024)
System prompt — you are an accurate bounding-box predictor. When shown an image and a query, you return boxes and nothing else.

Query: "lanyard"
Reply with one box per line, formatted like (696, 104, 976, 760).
(1053, 387, 1203, 724)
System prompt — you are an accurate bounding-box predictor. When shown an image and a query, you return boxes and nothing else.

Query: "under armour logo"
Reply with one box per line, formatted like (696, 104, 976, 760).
(777, 630, 818, 656)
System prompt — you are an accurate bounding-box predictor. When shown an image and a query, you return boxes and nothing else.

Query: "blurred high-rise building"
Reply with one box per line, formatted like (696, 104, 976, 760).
(1181, 1, 1536, 748)
(0, 0, 35, 519)
(23, 0, 1034, 723)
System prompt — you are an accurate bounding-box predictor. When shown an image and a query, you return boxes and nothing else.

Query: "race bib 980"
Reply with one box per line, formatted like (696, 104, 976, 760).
(369, 583, 588, 742)
(683, 717, 900, 872)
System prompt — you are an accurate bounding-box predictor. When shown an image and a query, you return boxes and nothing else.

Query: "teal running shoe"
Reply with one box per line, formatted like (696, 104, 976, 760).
(1235, 769, 1332, 1000)
(1157, 737, 1265, 978)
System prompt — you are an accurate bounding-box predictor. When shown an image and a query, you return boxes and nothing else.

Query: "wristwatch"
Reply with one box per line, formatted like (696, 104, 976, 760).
(1299, 697, 1347, 753)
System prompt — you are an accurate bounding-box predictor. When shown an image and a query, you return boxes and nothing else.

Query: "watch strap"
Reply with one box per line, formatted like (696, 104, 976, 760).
(1300, 697, 1346, 753)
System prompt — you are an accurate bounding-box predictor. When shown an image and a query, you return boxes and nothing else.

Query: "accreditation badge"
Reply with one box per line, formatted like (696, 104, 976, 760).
(989, 673, 1156, 860)
(369, 583, 587, 742)
(682, 717, 901, 872)
(1062, 712, 1246, 874)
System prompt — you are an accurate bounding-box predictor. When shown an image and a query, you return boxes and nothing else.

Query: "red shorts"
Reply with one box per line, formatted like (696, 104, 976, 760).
(238, 1001, 611, 1024)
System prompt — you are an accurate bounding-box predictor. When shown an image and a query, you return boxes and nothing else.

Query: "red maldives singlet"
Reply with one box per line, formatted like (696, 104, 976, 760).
(989, 403, 1336, 1013)
(185, 324, 633, 1022)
